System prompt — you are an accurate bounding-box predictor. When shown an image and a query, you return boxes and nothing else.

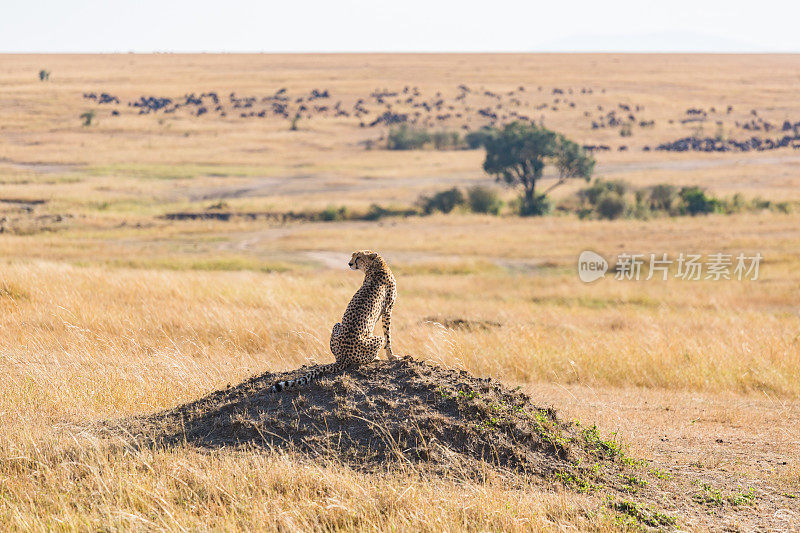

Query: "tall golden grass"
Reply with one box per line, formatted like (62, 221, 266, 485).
(1, 53, 798, 529)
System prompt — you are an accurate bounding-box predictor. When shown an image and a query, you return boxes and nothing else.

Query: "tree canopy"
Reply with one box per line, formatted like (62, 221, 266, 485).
(480, 122, 595, 215)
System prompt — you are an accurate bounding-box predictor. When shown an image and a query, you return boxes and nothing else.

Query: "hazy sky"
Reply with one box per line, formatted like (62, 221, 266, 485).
(2, 0, 799, 53)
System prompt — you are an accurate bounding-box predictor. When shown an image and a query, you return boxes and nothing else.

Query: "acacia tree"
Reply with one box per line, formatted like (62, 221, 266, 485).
(481, 122, 594, 215)
(547, 134, 596, 193)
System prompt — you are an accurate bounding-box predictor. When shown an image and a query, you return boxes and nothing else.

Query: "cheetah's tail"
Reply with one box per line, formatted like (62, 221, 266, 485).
(270, 361, 350, 393)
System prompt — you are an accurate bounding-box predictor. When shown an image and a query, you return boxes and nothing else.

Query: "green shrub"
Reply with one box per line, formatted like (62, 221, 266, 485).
(418, 187, 466, 214)
(716, 193, 745, 214)
(318, 205, 348, 221)
(775, 201, 793, 214)
(464, 127, 496, 149)
(518, 193, 551, 216)
(467, 186, 503, 214)
(679, 186, 719, 215)
(80, 110, 95, 126)
(38, 69, 50, 81)
(364, 204, 391, 221)
(580, 179, 629, 206)
(362, 203, 417, 221)
(751, 197, 772, 210)
(648, 184, 678, 212)
(631, 201, 652, 220)
(596, 193, 628, 219)
(717, 194, 795, 215)
(431, 130, 462, 150)
(387, 125, 431, 150)
(572, 180, 795, 220)
(386, 126, 464, 150)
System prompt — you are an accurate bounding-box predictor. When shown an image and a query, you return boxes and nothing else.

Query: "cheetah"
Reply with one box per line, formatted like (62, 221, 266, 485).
(270, 250, 397, 392)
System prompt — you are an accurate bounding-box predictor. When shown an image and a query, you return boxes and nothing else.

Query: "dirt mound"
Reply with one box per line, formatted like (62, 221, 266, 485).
(118, 357, 618, 478)
(98, 357, 798, 530)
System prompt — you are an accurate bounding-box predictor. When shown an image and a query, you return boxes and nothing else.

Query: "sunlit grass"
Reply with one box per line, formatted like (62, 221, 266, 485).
(0, 434, 625, 532)
(87, 163, 279, 180)
(1, 52, 799, 529)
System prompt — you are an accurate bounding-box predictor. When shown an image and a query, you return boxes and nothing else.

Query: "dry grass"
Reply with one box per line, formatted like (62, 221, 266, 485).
(1, 245, 797, 412)
(0, 249, 795, 528)
(1, 53, 799, 530)
(0, 435, 627, 532)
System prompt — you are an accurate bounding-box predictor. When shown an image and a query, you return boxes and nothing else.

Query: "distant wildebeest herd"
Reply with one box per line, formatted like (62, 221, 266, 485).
(82, 85, 800, 153)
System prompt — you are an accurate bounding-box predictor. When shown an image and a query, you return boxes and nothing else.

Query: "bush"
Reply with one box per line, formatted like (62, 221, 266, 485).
(464, 127, 496, 149)
(467, 186, 503, 215)
(717, 194, 795, 215)
(620, 123, 633, 137)
(648, 184, 678, 212)
(318, 205, 348, 221)
(386, 126, 464, 150)
(387, 125, 431, 150)
(38, 69, 50, 81)
(679, 186, 719, 215)
(362, 203, 416, 221)
(364, 204, 391, 221)
(572, 180, 796, 220)
(418, 187, 466, 214)
(751, 197, 772, 210)
(575, 179, 632, 219)
(431, 130, 462, 150)
(580, 179, 629, 206)
(775, 202, 793, 214)
(630, 201, 652, 220)
(518, 193, 551, 216)
(596, 193, 628, 219)
(80, 110, 95, 126)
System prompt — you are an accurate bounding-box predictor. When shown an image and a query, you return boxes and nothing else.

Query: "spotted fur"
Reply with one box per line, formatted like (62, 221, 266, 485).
(271, 250, 397, 392)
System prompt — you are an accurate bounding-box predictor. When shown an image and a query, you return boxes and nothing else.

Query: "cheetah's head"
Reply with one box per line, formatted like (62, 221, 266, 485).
(349, 250, 379, 271)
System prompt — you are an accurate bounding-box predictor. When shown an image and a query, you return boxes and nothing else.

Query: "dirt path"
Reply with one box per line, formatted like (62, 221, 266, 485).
(0, 159, 83, 174)
(182, 173, 493, 203)
(177, 152, 800, 204)
(533, 383, 800, 530)
(276, 248, 545, 272)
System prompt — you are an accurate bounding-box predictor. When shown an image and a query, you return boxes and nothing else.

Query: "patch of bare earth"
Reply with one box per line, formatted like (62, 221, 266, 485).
(108, 357, 798, 530)
(536, 384, 800, 531)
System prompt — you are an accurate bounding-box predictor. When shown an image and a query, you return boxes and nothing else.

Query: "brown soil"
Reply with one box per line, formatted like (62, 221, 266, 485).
(119, 357, 599, 479)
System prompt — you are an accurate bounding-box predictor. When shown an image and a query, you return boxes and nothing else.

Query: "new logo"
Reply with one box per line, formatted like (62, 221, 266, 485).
(578, 251, 608, 282)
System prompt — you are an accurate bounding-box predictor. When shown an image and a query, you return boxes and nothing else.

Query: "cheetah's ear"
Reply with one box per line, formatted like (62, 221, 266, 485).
(364, 251, 379, 260)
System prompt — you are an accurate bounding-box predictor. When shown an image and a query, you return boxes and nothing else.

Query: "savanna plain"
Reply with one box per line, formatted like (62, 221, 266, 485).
(0, 54, 798, 531)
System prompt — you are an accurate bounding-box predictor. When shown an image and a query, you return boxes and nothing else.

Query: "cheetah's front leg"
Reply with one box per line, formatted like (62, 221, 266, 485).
(382, 300, 396, 360)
